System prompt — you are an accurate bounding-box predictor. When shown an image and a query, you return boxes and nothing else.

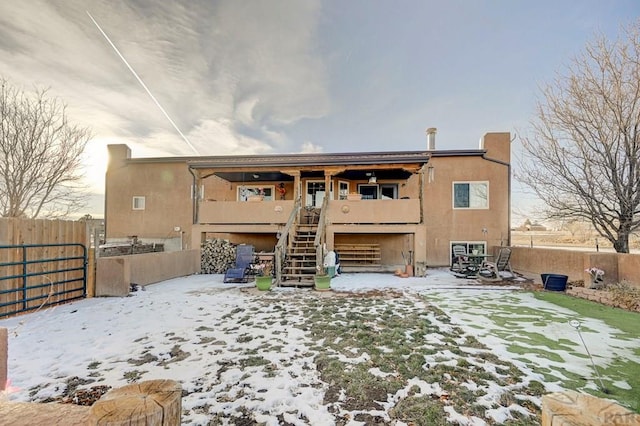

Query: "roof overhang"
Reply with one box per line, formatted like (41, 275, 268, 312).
(186, 151, 431, 182)
(123, 148, 487, 182)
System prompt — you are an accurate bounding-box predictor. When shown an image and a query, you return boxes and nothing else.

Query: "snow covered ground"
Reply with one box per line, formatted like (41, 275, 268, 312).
(1, 269, 637, 425)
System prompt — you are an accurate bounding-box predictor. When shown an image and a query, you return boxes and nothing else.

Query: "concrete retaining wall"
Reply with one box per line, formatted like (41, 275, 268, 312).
(507, 247, 639, 288)
(96, 250, 200, 296)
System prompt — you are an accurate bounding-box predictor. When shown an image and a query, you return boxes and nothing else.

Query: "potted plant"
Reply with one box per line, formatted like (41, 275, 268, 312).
(314, 265, 331, 291)
(255, 261, 273, 291)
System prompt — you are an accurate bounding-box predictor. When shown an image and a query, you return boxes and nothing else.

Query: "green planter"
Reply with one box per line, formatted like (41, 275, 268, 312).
(255, 276, 272, 291)
(314, 275, 331, 291)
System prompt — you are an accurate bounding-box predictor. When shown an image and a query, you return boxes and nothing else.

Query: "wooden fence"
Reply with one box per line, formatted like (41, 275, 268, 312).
(0, 219, 93, 318)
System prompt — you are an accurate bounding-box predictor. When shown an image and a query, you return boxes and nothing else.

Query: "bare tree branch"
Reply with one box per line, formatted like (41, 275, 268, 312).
(516, 21, 640, 253)
(0, 77, 91, 218)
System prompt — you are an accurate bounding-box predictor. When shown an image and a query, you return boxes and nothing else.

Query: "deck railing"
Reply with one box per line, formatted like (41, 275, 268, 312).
(314, 195, 329, 274)
(198, 198, 420, 225)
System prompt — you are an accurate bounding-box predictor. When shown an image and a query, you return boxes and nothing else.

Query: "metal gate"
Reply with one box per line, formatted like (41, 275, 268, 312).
(0, 243, 87, 318)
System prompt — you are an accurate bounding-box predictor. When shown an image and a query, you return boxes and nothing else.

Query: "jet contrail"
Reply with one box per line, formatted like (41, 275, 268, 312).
(86, 11, 199, 155)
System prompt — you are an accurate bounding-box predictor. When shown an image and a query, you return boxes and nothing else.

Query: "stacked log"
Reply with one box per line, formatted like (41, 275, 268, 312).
(201, 239, 237, 273)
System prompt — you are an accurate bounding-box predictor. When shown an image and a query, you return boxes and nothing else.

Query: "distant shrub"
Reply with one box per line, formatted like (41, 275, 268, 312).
(607, 282, 640, 312)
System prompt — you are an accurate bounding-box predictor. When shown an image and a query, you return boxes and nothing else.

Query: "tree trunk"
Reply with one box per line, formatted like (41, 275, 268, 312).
(613, 220, 632, 253)
(613, 237, 629, 253)
(90, 379, 181, 426)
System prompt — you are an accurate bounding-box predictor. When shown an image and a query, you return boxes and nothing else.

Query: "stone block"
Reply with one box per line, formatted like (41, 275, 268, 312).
(95, 257, 130, 296)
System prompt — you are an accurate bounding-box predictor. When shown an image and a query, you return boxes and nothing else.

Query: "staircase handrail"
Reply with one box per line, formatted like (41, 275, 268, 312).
(275, 196, 301, 285)
(314, 195, 329, 273)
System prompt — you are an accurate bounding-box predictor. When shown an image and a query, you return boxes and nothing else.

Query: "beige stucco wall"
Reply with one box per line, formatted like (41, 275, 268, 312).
(199, 200, 295, 224)
(106, 132, 511, 269)
(106, 145, 194, 247)
(95, 256, 130, 296)
(424, 133, 510, 266)
(328, 199, 420, 224)
(510, 246, 639, 287)
(95, 250, 200, 296)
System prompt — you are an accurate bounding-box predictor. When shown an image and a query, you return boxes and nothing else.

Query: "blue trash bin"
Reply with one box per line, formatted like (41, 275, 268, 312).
(542, 274, 568, 291)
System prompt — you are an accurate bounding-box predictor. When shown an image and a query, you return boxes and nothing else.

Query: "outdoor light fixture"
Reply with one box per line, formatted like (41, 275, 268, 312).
(253, 174, 260, 179)
(368, 172, 377, 183)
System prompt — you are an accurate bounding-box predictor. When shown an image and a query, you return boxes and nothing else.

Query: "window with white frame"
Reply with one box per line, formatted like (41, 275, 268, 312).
(338, 181, 349, 200)
(306, 181, 329, 207)
(453, 181, 488, 209)
(450, 242, 486, 263)
(132, 196, 146, 210)
(237, 185, 274, 201)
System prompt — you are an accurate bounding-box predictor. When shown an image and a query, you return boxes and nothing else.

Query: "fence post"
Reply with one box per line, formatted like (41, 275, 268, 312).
(0, 327, 7, 391)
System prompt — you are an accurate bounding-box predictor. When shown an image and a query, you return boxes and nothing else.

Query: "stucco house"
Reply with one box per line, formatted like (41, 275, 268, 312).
(104, 130, 511, 285)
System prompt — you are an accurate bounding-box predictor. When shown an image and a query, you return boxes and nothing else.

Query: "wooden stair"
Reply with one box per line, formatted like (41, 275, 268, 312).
(281, 224, 317, 286)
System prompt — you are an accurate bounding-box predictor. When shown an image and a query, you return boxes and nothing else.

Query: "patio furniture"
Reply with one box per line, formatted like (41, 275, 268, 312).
(450, 245, 471, 273)
(223, 244, 255, 283)
(478, 247, 513, 280)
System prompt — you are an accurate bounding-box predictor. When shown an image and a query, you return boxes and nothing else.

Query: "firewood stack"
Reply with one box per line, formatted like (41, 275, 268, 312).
(201, 239, 237, 273)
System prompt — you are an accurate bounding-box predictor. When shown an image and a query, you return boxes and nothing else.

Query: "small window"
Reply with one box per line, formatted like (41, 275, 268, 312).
(132, 196, 145, 210)
(453, 182, 488, 209)
(238, 185, 274, 201)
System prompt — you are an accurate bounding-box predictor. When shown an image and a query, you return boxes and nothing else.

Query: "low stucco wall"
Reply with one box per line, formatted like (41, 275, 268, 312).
(508, 246, 638, 287)
(96, 250, 200, 296)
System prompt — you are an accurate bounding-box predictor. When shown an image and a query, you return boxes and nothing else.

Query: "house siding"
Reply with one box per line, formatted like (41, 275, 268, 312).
(104, 132, 510, 270)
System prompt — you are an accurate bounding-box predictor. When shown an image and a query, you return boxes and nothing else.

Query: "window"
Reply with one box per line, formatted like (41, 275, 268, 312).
(132, 196, 145, 210)
(338, 181, 349, 200)
(358, 184, 378, 199)
(305, 181, 325, 207)
(453, 182, 488, 209)
(450, 242, 486, 262)
(380, 184, 398, 199)
(357, 184, 399, 200)
(238, 186, 274, 201)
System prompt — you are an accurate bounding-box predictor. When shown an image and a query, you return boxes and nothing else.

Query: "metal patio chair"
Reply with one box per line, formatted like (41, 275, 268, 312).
(223, 244, 255, 283)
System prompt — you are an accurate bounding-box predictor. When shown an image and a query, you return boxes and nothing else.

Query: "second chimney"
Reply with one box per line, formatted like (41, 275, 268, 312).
(426, 127, 437, 150)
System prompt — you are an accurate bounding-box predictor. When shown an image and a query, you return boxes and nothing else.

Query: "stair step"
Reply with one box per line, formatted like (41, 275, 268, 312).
(285, 258, 315, 263)
(279, 281, 314, 288)
(291, 243, 315, 248)
(282, 272, 316, 277)
(283, 267, 316, 273)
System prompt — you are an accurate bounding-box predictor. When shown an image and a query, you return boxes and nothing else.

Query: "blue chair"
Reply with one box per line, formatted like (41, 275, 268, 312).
(224, 245, 254, 283)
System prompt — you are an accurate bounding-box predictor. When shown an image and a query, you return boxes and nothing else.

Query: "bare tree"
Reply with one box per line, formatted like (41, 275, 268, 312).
(517, 21, 640, 253)
(0, 77, 91, 218)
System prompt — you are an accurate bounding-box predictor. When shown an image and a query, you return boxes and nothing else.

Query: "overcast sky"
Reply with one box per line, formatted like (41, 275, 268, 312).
(1, 1, 638, 218)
